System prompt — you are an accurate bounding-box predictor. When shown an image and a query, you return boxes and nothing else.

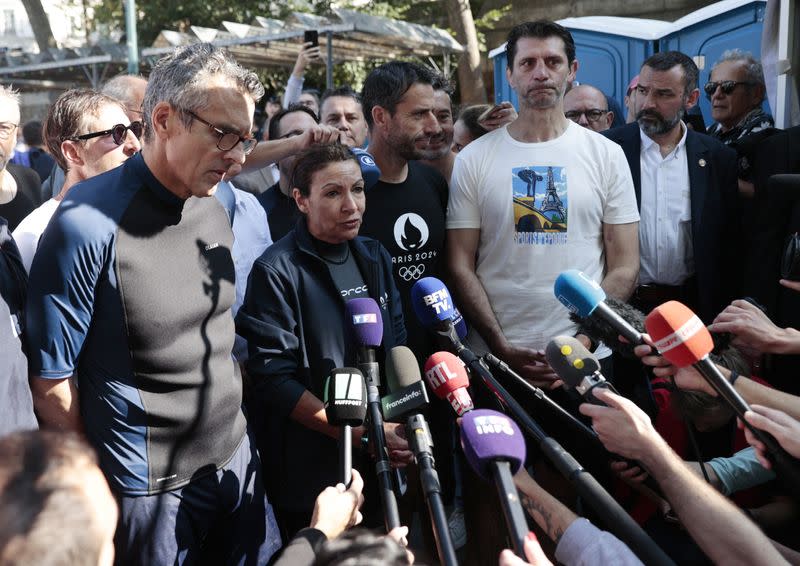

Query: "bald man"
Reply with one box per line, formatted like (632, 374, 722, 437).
(564, 84, 614, 132)
(101, 74, 148, 122)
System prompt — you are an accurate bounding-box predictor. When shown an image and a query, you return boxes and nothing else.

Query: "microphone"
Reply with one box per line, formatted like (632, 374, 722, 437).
(424, 351, 474, 416)
(412, 280, 675, 566)
(645, 301, 800, 490)
(545, 336, 618, 405)
(344, 298, 400, 531)
(324, 368, 368, 487)
(554, 270, 645, 346)
(545, 335, 668, 496)
(345, 298, 383, 387)
(352, 148, 381, 190)
(384, 346, 458, 566)
(460, 409, 529, 557)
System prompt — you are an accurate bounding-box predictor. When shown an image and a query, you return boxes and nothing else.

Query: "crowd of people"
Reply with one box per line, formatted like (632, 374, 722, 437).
(1, 16, 799, 566)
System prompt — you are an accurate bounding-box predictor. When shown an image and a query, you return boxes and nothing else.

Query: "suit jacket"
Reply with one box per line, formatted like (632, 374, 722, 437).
(604, 122, 740, 323)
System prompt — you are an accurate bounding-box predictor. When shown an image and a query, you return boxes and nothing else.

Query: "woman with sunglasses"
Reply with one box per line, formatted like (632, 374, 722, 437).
(12, 89, 142, 273)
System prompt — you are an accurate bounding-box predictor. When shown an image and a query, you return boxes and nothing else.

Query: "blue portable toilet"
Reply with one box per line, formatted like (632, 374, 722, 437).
(660, 0, 768, 122)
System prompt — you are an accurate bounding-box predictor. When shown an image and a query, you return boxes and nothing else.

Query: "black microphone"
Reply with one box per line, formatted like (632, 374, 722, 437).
(382, 346, 458, 566)
(545, 336, 620, 405)
(344, 298, 401, 531)
(324, 368, 368, 487)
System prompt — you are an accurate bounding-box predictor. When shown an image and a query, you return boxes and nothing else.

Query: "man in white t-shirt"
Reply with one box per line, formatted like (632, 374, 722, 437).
(13, 89, 141, 272)
(447, 20, 640, 389)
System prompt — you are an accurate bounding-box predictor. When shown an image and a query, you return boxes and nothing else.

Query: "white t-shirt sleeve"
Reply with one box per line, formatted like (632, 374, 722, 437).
(601, 143, 640, 225)
(446, 151, 482, 230)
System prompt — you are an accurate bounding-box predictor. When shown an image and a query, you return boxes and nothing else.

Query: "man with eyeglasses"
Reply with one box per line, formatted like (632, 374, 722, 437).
(25, 44, 282, 565)
(604, 51, 739, 324)
(706, 50, 773, 145)
(13, 89, 142, 272)
(0, 85, 42, 231)
(564, 84, 614, 132)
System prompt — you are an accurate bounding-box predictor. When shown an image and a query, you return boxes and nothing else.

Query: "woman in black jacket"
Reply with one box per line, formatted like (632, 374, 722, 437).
(236, 143, 411, 540)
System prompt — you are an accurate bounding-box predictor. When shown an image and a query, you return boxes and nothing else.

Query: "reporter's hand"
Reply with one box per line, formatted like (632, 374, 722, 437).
(498, 533, 553, 566)
(498, 344, 561, 390)
(631, 334, 676, 378)
(384, 422, 414, 467)
(387, 526, 415, 563)
(294, 124, 341, 150)
(479, 102, 517, 131)
(780, 279, 800, 293)
(742, 405, 800, 468)
(611, 460, 650, 484)
(709, 300, 789, 357)
(579, 388, 665, 463)
(673, 365, 718, 396)
(310, 469, 365, 539)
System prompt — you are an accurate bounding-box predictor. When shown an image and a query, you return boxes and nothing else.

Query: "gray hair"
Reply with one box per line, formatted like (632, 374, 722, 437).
(101, 74, 147, 109)
(0, 84, 20, 111)
(142, 43, 264, 141)
(714, 49, 766, 87)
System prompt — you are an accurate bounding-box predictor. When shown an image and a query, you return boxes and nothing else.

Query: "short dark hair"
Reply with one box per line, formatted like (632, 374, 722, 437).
(290, 143, 359, 197)
(21, 121, 43, 146)
(44, 89, 125, 172)
(313, 529, 411, 566)
(641, 51, 699, 96)
(432, 73, 454, 96)
(267, 103, 318, 142)
(361, 61, 437, 129)
(456, 104, 490, 140)
(506, 20, 576, 68)
(0, 431, 108, 566)
(321, 86, 360, 107)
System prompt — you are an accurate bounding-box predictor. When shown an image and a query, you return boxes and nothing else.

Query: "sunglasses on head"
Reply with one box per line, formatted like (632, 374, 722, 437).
(704, 80, 757, 99)
(69, 121, 144, 145)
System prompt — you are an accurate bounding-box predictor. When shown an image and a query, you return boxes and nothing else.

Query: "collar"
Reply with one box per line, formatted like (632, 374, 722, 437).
(294, 216, 374, 264)
(639, 121, 687, 159)
(127, 152, 184, 208)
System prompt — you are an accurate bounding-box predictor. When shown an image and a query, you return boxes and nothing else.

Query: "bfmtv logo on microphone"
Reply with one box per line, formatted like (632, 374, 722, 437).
(472, 414, 515, 436)
(422, 288, 451, 315)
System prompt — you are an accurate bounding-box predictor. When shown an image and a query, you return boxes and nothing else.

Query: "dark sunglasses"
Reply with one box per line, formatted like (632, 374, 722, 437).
(704, 80, 757, 99)
(69, 121, 143, 145)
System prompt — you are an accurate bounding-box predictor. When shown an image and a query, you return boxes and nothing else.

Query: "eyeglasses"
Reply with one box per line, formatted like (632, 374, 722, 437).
(0, 122, 18, 139)
(69, 121, 144, 145)
(704, 80, 757, 99)
(564, 109, 608, 123)
(184, 110, 257, 155)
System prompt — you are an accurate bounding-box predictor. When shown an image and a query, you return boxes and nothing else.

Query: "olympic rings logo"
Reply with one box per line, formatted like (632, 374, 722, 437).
(398, 264, 426, 281)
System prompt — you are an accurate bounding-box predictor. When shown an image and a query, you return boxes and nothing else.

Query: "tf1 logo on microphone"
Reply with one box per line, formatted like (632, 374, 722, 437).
(473, 414, 515, 436)
(423, 289, 451, 314)
(425, 361, 459, 389)
(352, 313, 378, 325)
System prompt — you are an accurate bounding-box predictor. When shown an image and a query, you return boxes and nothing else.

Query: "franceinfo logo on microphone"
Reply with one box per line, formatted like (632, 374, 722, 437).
(381, 381, 429, 422)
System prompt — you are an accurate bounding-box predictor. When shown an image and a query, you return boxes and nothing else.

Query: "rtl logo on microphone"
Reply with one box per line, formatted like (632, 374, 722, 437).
(424, 361, 459, 389)
(352, 313, 377, 325)
(422, 289, 451, 314)
(473, 414, 515, 436)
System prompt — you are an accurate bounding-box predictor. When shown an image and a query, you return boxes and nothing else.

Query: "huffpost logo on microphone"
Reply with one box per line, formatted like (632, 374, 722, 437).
(330, 372, 365, 407)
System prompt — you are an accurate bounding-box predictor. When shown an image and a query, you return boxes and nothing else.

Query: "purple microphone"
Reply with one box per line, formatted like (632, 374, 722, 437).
(461, 409, 530, 557)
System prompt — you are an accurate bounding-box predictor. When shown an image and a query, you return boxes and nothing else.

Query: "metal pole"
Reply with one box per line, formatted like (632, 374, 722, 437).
(125, 0, 139, 74)
(326, 31, 333, 90)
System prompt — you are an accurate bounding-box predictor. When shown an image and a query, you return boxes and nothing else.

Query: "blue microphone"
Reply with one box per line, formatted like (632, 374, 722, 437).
(553, 270, 643, 345)
(352, 148, 381, 190)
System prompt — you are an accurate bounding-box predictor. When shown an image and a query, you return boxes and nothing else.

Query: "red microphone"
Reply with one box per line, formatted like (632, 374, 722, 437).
(424, 352, 474, 416)
(645, 301, 800, 484)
